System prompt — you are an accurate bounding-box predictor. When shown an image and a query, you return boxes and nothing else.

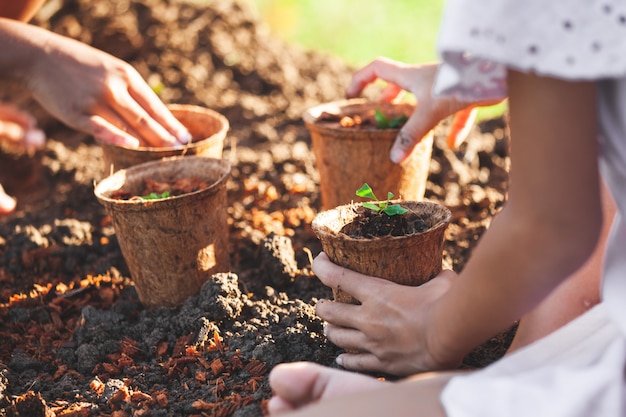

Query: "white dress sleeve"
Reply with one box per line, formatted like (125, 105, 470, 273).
(433, 0, 626, 100)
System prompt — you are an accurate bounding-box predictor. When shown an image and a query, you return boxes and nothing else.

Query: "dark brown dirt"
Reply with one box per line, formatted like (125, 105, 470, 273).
(0, 1, 514, 416)
(340, 205, 430, 238)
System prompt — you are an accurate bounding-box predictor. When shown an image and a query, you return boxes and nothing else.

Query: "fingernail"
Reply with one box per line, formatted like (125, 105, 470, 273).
(122, 137, 141, 148)
(323, 324, 328, 336)
(25, 129, 45, 149)
(390, 146, 406, 164)
(335, 355, 343, 367)
(176, 129, 191, 145)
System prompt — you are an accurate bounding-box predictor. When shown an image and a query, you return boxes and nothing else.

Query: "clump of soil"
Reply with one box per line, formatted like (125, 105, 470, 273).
(0, 0, 515, 416)
(340, 205, 429, 238)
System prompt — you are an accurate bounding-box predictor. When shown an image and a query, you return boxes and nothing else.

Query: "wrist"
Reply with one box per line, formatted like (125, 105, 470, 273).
(0, 18, 47, 83)
(424, 299, 471, 369)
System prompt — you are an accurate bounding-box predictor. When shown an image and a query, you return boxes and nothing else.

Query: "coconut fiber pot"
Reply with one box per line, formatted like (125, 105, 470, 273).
(312, 200, 451, 304)
(304, 98, 433, 211)
(100, 104, 229, 174)
(94, 155, 231, 308)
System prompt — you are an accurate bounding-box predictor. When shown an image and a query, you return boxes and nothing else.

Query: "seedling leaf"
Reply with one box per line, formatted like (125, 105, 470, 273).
(389, 115, 409, 129)
(356, 183, 407, 216)
(362, 202, 381, 212)
(374, 109, 408, 129)
(141, 191, 171, 200)
(383, 204, 408, 216)
(374, 109, 389, 129)
(356, 183, 377, 200)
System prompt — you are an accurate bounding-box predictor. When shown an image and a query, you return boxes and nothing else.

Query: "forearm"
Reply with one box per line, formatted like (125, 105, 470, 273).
(427, 71, 602, 364)
(0, 17, 51, 82)
(429, 207, 595, 363)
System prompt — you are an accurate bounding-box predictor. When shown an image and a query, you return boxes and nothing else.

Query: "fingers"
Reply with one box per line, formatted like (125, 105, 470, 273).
(0, 103, 36, 128)
(87, 114, 141, 148)
(389, 98, 443, 163)
(312, 253, 390, 303)
(0, 105, 46, 153)
(335, 352, 389, 374)
(316, 299, 361, 329)
(73, 65, 191, 149)
(267, 396, 296, 415)
(322, 322, 370, 351)
(346, 58, 473, 164)
(346, 57, 412, 98)
(110, 81, 185, 148)
(268, 362, 320, 413)
(22, 129, 45, 151)
(268, 362, 386, 415)
(124, 69, 191, 145)
(0, 121, 45, 150)
(0, 183, 17, 215)
(0, 120, 28, 143)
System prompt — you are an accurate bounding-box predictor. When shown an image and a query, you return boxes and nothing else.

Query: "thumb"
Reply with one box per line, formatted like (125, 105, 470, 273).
(389, 114, 434, 164)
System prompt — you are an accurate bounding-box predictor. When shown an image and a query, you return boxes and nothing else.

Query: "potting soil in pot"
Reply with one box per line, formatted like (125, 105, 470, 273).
(109, 177, 215, 201)
(340, 205, 430, 238)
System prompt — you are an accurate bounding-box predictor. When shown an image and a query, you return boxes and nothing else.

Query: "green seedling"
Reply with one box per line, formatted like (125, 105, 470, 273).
(141, 191, 171, 200)
(374, 109, 409, 129)
(356, 183, 408, 216)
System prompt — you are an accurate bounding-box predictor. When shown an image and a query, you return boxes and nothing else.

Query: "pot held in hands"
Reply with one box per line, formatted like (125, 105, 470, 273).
(312, 200, 451, 305)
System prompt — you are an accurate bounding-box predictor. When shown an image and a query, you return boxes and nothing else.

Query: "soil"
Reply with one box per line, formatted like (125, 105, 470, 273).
(340, 205, 429, 238)
(0, 0, 514, 416)
(111, 177, 214, 201)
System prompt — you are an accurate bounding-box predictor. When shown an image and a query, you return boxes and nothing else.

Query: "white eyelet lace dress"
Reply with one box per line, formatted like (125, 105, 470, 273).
(433, 0, 626, 415)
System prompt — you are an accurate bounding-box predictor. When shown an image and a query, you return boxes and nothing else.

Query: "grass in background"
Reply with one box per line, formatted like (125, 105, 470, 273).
(243, 0, 506, 120)
(246, 0, 443, 66)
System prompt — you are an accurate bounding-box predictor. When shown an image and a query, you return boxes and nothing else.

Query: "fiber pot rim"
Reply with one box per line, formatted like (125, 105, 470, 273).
(94, 155, 231, 212)
(311, 200, 452, 243)
(98, 104, 229, 154)
(302, 98, 415, 134)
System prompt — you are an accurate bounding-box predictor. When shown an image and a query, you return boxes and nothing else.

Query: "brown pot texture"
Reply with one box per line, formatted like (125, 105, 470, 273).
(94, 155, 231, 309)
(100, 104, 229, 175)
(311, 200, 451, 304)
(303, 98, 433, 211)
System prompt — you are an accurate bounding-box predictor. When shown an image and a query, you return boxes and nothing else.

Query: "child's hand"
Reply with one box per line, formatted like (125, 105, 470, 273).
(0, 183, 16, 215)
(268, 362, 387, 414)
(0, 103, 45, 216)
(0, 103, 45, 153)
(312, 252, 463, 376)
(345, 57, 482, 162)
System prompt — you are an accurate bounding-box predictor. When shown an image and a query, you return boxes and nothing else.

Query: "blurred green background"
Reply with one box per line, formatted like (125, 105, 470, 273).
(244, 0, 444, 66)
(242, 0, 505, 119)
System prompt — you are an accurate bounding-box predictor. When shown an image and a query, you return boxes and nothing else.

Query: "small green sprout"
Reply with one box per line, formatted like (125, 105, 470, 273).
(141, 191, 171, 200)
(356, 183, 408, 216)
(374, 109, 409, 129)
